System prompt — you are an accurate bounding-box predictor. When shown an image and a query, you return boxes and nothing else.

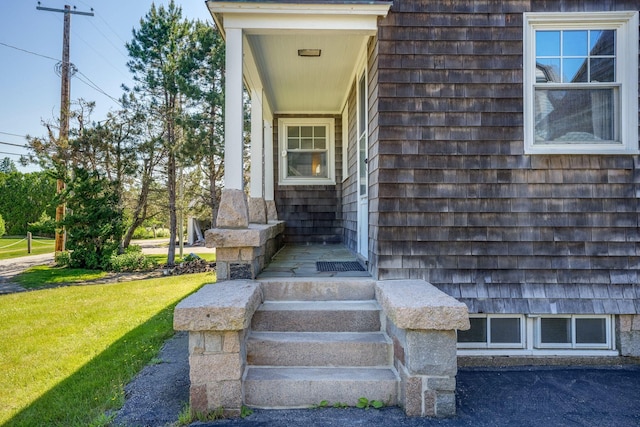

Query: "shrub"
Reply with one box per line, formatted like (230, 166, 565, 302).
(63, 168, 124, 270)
(55, 250, 71, 267)
(28, 212, 56, 238)
(0, 213, 5, 238)
(132, 226, 152, 240)
(109, 247, 155, 272)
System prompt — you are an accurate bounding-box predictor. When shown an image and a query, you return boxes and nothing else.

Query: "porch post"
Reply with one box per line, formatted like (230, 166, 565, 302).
(248, 89, 267, 224)
(217, 27, 249, 229)
(264, 120, 278, 221)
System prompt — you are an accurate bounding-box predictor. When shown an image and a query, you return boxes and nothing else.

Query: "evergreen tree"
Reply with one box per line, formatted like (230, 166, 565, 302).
(126, 1, 196, 266)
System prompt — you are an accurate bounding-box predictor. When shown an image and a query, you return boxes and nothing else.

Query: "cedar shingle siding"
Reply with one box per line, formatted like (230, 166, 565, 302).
(372, 0, 640, 303)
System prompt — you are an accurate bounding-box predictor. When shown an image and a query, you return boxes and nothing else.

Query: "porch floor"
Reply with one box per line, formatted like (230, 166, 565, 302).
(258, 244, 370, 278)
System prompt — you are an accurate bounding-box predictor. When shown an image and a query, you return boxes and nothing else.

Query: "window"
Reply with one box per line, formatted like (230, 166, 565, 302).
(536, 315, 611, 349)
(458, 315, 525, 349)
(523, 12, 638, 154)
(278, 118, 335, 185)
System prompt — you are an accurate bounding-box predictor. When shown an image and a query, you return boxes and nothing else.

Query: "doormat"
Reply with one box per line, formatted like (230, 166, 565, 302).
(316, 261, 366, 272)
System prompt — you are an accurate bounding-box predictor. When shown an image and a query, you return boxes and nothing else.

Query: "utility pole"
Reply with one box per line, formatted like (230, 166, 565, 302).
(37, 3, 93, 253)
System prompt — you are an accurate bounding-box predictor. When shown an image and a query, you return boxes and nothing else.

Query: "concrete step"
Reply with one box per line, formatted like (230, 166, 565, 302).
(259, 277, 376, 301)
(251, 300, 381, 332)
(244, 366, 399, 408)
(246, 331, 392, 367)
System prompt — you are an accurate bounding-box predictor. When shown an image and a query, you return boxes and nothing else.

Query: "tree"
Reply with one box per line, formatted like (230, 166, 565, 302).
(0, 171, 56, 235)
(0, 158, 17, 174)
(0, 213, 5, 238)
(126, 1, 197, 266)
(61, 167, 124, 269)
(181, 20, 226, 229)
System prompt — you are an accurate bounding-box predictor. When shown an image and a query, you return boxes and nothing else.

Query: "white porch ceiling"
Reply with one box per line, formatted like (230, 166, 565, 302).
(246, 32, 368, 113)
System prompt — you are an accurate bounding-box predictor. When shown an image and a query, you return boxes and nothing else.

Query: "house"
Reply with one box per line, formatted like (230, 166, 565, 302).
(174, 0, 640, 418)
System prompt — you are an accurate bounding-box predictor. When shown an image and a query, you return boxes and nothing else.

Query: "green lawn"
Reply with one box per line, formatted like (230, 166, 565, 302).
(0, 237, 54, 260)
(14, 265, 109, 289)
(0, 272, 215, 427)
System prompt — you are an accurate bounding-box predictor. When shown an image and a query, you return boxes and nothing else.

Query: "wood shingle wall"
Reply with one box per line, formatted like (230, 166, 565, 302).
(373, 0, 640, 305)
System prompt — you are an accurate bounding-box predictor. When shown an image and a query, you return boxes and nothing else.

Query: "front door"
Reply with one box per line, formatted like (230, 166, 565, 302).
(357, 71, 368, 259)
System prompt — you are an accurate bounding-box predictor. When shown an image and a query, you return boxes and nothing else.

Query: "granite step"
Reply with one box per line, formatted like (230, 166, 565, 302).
(244, 366, 399, 409)
(258, 277, 376, 301)
(246, 331, 392, 367)
(251, 300, 381, 332)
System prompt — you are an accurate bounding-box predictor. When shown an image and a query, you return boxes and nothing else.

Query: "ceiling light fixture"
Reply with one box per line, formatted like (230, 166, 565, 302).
(298, 49, 321, 57)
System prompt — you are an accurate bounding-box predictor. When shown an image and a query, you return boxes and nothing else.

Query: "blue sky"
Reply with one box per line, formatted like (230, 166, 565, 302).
(0, 0, 213, 172)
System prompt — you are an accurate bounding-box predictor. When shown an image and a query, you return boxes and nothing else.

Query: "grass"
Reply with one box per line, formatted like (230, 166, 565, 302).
(13, 265, 109, 289)
(0, 272, 215, 427)
(0, 237, 54, 260)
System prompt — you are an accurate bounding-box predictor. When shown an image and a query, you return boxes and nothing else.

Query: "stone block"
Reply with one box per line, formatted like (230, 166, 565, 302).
(376, 280, 470, 330)
(217, 248, 241, 261)
(189, 332, 205, 355)
(266, 200, 278, 221)
(405, 330, 457, 376)
(205, 222, 285, 249)
(206, 380, 243, 410)
(223, 331, 242, 353)
(190, 384, 208, 413)
(619, 331, 640, 357)
(619, 315, 633, 332)
(204, 332, 223, 353)
(435, 391, 456, 417)
(189, 353, 243, 383)
(174, 281, 262, 331)
(249, 197, 267, 224)
(423, 390, 436, 417)
(216, 262, 229, 281)
(216, 188, 249, 229)
(425, 376, 456, 392)
(398, 363, 423, 417)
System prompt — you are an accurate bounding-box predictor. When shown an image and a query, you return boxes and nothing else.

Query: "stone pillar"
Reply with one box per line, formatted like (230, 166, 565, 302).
(174, 281, 262, 416)
(206, 222, 285, 281)
(263, 120, 278, 221)
(217, 27, 249, 229)
(376, 280, 469, 418)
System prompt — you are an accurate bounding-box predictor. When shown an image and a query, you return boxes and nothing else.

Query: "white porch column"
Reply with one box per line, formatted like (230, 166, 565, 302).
(264, 120, 278, 221)
(248, 89, 267, 224)
(217, 27, 249, 228)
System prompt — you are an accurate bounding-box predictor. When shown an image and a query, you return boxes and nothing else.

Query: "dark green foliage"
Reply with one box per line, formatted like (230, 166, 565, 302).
(0, 213, 5, 237)
(62, 168, 125, 270)
(0, 171, 56, 235)
(28, 212, 56, 238)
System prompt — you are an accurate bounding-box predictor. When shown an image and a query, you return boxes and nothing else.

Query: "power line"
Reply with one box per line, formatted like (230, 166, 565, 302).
(0, 41, 59, 62)
(0, 150, 25, 157)
(0, 131, 27, 138)
(75, 70, 124, 107)
(0, 141, 29, 148)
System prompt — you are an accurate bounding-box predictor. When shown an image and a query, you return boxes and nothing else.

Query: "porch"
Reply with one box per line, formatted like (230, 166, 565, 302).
(258, 243, 370, 278)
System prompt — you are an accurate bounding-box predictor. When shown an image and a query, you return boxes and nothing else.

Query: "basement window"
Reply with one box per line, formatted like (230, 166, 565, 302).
(457, 315, 525, 349)
(535, 315, 611, 349)
(278, 118, 335, 185)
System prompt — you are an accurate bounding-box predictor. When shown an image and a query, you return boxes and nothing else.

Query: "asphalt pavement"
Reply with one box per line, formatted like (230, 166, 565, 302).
(114, 333, 640, 427)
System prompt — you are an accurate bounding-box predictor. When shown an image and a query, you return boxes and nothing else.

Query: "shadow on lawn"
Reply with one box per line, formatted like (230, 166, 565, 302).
(6, 305, 180, 427)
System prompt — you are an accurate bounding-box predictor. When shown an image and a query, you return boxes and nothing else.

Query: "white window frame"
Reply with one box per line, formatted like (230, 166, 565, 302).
(523, 11, 638, 154)
(534, 315, 613, 350)
(457, 314, 526, 349)
(278, 117, 336, 185)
